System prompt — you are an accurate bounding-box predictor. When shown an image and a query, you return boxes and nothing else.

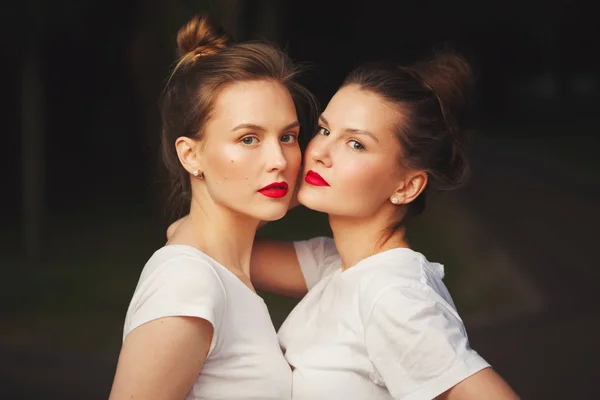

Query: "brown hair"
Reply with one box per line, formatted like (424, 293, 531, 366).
(160, 15, 317, 217)
(342, 50, 474, 225)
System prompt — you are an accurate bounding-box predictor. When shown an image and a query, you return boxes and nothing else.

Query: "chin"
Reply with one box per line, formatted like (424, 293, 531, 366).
(298, 191, 332, 214)
(255, 204, 289, 222)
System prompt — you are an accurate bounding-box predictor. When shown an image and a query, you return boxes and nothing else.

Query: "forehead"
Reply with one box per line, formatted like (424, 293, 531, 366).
(323, 84, 404, 132)
(212, 80, 297, 125)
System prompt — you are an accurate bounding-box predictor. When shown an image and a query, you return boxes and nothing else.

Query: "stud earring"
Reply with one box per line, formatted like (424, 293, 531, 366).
(391, 197, 399, 204)
(193, 170, 204, 179)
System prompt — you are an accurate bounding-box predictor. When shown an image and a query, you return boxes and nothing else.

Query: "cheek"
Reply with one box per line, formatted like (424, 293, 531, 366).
(207, 144, 252, 180)
(285, 146, 302, 172)
(338, 157, 388, 194)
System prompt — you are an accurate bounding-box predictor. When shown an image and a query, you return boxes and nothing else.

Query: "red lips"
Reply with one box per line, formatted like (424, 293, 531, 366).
(304, 170, 329, 187)
(258, 181, 289, 198)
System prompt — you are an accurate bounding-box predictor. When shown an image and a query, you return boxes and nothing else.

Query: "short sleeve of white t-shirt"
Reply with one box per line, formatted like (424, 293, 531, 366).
(123, 254, 226, 354)
(363, 284, 490, 400)
(293, 236, 340, 289)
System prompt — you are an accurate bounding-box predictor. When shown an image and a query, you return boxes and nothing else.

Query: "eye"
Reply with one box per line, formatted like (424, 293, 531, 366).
(347, 139, 365, 151)
(316, 126, 330, 136)
(241, 136, 259, 145)
(280, 134, 298, 144)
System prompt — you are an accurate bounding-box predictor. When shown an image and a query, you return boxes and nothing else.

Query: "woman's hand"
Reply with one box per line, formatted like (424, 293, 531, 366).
(166, 216, 188, 241)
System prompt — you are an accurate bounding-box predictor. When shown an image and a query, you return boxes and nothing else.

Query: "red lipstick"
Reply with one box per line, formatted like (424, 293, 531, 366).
(258, 181, 289, 198)
(304, 170, 329, 187)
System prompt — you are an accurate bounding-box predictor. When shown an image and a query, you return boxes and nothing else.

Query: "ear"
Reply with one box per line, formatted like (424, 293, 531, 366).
(390, 170, 428, 206)
(175, 136, 203, 175)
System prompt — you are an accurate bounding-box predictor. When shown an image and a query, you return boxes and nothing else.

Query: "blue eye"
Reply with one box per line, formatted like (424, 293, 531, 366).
(316, 126, 330, 136)
(281, 134, 297, 144)
(347, 140, 365, 151)
(241, 136, 259, 145)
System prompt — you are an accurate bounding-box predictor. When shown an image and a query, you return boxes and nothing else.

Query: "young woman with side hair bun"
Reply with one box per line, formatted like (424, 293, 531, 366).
(247, 51, 518, 399)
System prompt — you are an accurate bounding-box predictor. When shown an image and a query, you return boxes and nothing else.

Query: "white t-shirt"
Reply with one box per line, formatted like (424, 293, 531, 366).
(123, 245, 292, 400)
(278, 237, 490, 400)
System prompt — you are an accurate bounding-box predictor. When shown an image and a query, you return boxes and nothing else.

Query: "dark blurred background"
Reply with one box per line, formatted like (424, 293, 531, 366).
(1, 0, 599, 399)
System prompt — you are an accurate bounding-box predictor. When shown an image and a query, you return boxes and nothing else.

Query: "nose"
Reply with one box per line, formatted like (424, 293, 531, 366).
(266, 140, 288, 172)
(307, 135, 332, 168)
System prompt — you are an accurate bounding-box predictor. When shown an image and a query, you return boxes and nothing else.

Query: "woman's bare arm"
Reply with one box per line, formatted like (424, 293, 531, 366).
(437, 368, 519, 400)
(250, 239, 307, 298)
(109, 316, 213, 400)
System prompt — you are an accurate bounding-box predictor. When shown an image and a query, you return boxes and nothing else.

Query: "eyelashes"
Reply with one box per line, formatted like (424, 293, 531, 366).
(316, 126, 330, 136)
(316, 126, 365, 151)
(240, 133, 298, 145)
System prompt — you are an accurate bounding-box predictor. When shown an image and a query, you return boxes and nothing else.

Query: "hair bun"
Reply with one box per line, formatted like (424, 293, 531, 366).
(176, 15, 230, 63)
(411, 50, 473, 140)
(410, 50, 474, 190)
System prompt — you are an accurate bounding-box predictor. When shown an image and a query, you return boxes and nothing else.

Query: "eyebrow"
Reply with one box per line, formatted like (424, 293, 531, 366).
(345, 128, 379, 143)
(319, 115, 379, 143)
(231, 121, 301, 132)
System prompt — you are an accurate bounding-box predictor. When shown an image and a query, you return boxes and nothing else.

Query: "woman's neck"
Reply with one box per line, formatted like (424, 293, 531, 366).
(328, 212, 409, 271)
(169, 197, 260, 277)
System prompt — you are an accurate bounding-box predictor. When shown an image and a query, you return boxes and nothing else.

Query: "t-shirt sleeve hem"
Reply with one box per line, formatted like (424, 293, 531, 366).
(125, 306, 219, 355)
(398, 354, 491, 400)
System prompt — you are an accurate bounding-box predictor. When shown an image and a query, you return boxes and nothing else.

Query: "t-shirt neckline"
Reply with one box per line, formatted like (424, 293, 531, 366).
(161, 244, 266, 303)
(339, 246, 444, 279)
